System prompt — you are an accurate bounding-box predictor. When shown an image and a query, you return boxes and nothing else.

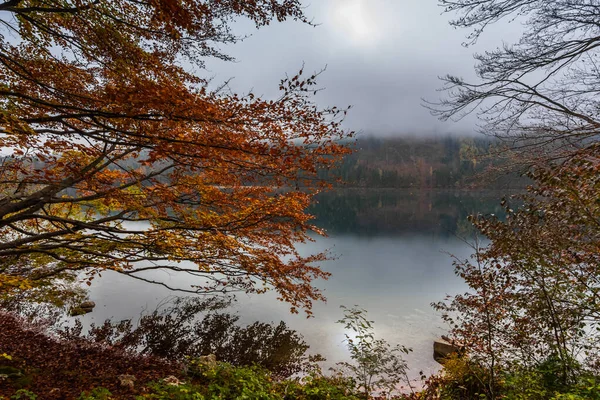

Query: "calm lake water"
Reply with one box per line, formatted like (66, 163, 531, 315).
(84, 189, 507, 378)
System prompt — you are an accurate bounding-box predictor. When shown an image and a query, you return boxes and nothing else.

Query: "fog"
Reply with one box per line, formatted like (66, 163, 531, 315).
(204, 0, 522, 136)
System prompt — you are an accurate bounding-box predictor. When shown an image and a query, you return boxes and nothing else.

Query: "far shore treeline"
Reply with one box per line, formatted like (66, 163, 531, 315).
(8, 135, 525, 192)
(319, 135, 528, 190)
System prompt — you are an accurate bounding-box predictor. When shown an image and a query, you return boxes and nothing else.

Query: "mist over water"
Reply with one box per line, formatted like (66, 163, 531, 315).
(84, 189, 505, 377)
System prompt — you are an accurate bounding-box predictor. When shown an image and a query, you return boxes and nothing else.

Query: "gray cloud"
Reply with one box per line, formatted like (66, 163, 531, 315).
(204, 1, 522, 136)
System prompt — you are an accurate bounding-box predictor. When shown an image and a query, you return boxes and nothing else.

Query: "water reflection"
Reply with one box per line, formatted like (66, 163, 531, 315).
(310, 189, 506, 237)
(85, 189, 506, 378)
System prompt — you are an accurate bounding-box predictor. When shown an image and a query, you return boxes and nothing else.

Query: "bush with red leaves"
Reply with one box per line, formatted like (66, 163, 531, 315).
(0, 311, 180, 399)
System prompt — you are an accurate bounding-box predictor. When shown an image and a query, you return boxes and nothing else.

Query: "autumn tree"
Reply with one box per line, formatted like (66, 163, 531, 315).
(434, 0, 600, 361)
(436, 153, 600, 395)
(431, 1, 600, 397)
(0, 0, 351, 313)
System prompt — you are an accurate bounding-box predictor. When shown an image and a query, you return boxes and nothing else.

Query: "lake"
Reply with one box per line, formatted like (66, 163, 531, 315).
(84, 189, 508, 379)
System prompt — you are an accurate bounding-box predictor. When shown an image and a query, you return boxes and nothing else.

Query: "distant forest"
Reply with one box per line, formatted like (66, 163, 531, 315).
(321, 136, 527, 189)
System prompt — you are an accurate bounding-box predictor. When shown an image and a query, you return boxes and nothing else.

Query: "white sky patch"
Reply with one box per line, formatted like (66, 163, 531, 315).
(330, 0, 381, 47)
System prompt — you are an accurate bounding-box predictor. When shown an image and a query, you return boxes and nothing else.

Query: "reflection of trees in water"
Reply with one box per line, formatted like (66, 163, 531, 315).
(309, 190, 508, 237)
(60, 297, 311, 379)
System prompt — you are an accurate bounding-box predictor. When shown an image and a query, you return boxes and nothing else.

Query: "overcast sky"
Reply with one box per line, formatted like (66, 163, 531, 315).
(204, 0, 522, 137)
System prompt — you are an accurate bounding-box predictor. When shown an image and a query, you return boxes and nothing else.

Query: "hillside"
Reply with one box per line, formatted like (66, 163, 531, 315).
(321, 136, 527, 189)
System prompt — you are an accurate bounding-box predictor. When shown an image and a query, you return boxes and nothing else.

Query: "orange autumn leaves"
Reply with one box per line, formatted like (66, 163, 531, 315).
(0, 0, 352, 313)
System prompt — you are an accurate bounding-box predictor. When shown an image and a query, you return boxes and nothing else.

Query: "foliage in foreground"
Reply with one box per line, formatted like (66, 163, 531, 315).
(12, 294, 600, 399)
(3, 360, 364, 400)
(138, 361, 361, 400)
(77, 365, 361, 400)
(59, 296, 312, 379)
(0, 311, 177, 399)
(0, 299, 322, 398)
(410, 355, 600, 400)
(0, 309, 363, 400)
(1, 302, 418, 400)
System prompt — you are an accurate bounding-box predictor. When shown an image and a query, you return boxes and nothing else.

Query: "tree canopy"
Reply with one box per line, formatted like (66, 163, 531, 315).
(432, 1, 600, 396)
(435, 0, 600, 160)
(0, 0, 352, 313)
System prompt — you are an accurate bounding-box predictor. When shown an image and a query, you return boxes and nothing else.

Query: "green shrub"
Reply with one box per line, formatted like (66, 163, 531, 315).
(438, 355, 496, 399)
(199, 363, 280, 400)
(551, 377, 600, 400)
(502, 367, 548, 400)
(138, 360, 365, 400)
(10, 390, 37, 400)
(78, 387, 113, 400)
(154, 360, 281, 400)
(536, 355, 581, 394)
(137, 382, 206, 400)
(420, 358, 600, 400)
(280, 372, 361, 400)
